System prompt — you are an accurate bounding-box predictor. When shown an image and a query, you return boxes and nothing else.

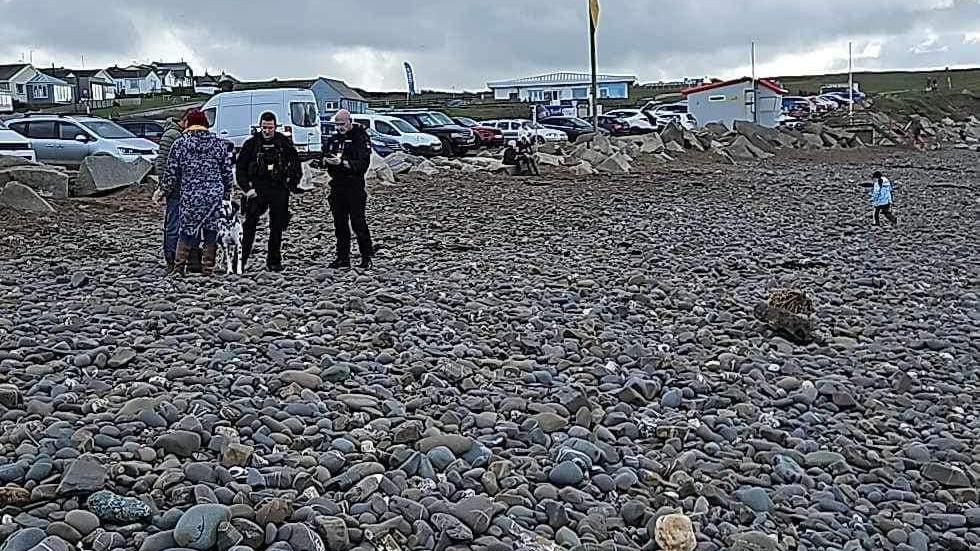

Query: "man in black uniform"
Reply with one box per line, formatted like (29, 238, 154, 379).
(236, 112, 302, 272)
(323, 109, 373, 269)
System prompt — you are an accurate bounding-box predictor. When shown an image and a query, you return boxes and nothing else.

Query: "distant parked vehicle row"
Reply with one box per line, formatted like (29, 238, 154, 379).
(5, 114, 158, 167)
(453, 117, 505, 148)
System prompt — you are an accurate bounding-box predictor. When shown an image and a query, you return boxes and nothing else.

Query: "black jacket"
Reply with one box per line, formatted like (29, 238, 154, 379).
(236, 132, 302, 193)
(324, 124, 371, 188)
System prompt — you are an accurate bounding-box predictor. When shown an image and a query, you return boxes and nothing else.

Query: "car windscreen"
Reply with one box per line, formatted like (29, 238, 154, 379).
(455, 117, 477, 127)
(81, 120, 136, 139)
(290, 102, 318, 127)
(430, 113, 454, 126)
(410, 113, 441, 127)
(568, 118, 593, 128)
(390, 118, 420, 133)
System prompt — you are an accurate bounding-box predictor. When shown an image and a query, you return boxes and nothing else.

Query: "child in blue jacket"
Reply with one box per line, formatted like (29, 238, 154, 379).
(870, 171, 897, 226)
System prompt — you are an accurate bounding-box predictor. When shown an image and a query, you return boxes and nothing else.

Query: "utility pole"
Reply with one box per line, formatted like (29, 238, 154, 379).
(750, 41, 757, 123)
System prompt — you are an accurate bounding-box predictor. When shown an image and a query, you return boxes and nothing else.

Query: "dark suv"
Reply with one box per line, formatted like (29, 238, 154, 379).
(538, 116, 607, 142)
(387, 111, 476, 156)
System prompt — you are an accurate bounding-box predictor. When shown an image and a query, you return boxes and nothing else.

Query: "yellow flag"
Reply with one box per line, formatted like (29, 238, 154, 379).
(589, 0, 600, 28)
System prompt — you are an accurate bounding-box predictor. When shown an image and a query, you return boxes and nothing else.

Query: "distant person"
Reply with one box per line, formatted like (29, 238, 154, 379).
(152, 109, 191, 273)
(236, 112, 302, 272)
(868, 171, 898, 227)
(501, 139, 538, 176)
(161, 109, 234, 276)
(323, 109, 374, 269)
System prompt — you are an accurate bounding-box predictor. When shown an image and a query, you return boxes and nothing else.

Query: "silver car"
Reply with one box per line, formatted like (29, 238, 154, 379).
(6, 114, 158, 167)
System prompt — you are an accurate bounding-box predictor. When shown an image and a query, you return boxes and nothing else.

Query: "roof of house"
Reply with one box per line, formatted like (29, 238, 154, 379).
(487, 72, 638, 88)
(681, 77, 788, 96)
(154, 62, 193, 78)
(28, 72, 69, 86)
(195, 75, 219, 86)
(235, 77, 366, 101)
(106, 66, 157, 79)
(42, 68, 74, 81)
(0, 64, 31, 81)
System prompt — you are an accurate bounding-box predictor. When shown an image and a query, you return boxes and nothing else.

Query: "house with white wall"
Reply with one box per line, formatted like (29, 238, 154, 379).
(682, 77, 788, 128)
(107, 66, 163, 96)
(153, 62, 194, 91)
(487, 72, 637, 102)
(0, 64, 40, 104)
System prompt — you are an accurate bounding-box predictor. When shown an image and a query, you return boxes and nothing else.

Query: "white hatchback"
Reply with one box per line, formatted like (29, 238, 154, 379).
(0, 121, 36, 162)
(604, 109, 657, 133)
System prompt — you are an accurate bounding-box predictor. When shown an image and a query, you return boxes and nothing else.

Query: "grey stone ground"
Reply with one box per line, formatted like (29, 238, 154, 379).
(0, 148, 977, 551)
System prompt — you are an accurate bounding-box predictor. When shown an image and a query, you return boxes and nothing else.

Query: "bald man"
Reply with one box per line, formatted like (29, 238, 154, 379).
(323, 109, 374, 269)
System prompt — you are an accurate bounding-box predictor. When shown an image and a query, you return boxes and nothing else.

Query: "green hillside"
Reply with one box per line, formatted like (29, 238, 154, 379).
(776, 68, 980, 95)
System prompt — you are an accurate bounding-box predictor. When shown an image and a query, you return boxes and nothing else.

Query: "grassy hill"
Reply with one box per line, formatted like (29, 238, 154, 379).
(775, 68, 980, 95)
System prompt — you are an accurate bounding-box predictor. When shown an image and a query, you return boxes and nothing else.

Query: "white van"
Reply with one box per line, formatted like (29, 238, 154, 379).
(350, 113, 443, 156)
(202, 89, 321, 158)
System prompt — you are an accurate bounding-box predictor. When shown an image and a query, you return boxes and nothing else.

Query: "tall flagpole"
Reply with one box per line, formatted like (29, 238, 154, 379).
(848, 41, 854, 120)
(589, 1, 599, 133)
(751, 40, 759, 123)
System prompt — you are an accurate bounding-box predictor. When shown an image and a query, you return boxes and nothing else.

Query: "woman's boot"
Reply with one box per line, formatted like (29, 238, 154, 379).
(201, 244, 218, 276)
(171, 240, 191, 275)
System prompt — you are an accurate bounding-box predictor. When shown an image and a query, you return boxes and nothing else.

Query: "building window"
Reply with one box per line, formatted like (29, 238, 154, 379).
(16, 84, 25, 95)
(708, 95, 727, 102)
(128, 79, 139, 90)
(32, 84, 48, 99)
(323, 101, 338, 110)
(0, 83, 8, 91)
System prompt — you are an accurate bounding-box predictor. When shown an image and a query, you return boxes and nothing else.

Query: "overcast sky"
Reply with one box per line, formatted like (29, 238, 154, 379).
(1, 0, 978, 91)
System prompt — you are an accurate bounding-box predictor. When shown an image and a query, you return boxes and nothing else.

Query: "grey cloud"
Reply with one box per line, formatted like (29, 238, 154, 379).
(0, 0, 977, 89)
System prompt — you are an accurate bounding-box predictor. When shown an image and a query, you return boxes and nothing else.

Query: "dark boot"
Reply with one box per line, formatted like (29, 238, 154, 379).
(171, 241, 191, 276)
(328, 258, 351, 269)
(201, 244, 217, 276)
(187, 248, 203, 274)
(359, 256, 372, 270)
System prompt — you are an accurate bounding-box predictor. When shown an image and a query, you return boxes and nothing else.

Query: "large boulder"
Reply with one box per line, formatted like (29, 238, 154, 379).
(596, 152, 631, 174)
(799, 133, 824, 149)
(72, 156, 153, 197)
(534, 152, 563, 167)
(366, 152, 395, 184)
(638, 133, 665, 154)
(0, 165, 69, 199)
(722, 136, 762, 162)
(659, 122, 685, 146)
(0, 181, 55, 214)
(409, 160, 439, 176)
(0, 155, 37, 169)
(569, 161, 597, 176)
(571, 144, 608, 165)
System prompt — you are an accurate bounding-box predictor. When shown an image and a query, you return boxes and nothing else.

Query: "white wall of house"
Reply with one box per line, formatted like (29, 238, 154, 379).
(0, 90, 13, 113)
(1, 65, 40, 102)
(114, 72, 163, 96)
(54, 84, 72, 103)
(194, 84, 219, 95)
(492, 87, 519, 100)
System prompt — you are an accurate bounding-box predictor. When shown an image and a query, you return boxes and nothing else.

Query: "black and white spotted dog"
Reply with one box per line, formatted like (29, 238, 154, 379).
(218, 200, 244, 274)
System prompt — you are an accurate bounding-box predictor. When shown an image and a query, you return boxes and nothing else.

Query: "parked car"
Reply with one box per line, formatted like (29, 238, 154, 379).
(350, 113, 443, 157)
(320, 119, 401, 158)
(114, 118, 167, 143)
(6, 114, 157, 167)
(604, 109, 657, 133)
(808, 96, 837, 112)
(597, 115, 631, 136)
(654, 112, 698, 131)
(776, 114, 806, 132)
(386, 110, 476, 156)
(643, 100, 688, 116)
(816, 94, 845, 109)
(202, 88, 322, 159)
(781, 96, 813, 118)
(824, 91, 863, 105)
(0, 121, 35, 162)
(453, 117, 505, 147)
(538, 116, 607, 142)
(480, 119, 568, 143)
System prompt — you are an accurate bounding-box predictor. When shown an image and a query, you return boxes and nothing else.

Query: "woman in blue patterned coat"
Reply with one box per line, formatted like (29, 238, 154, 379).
(161, 109, 233, 276)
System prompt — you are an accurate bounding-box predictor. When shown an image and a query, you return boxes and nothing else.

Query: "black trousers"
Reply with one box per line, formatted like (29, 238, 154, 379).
(328, 185, 373, 262)
(242, 188, 290, 267)
(874, 204, 897, 226)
